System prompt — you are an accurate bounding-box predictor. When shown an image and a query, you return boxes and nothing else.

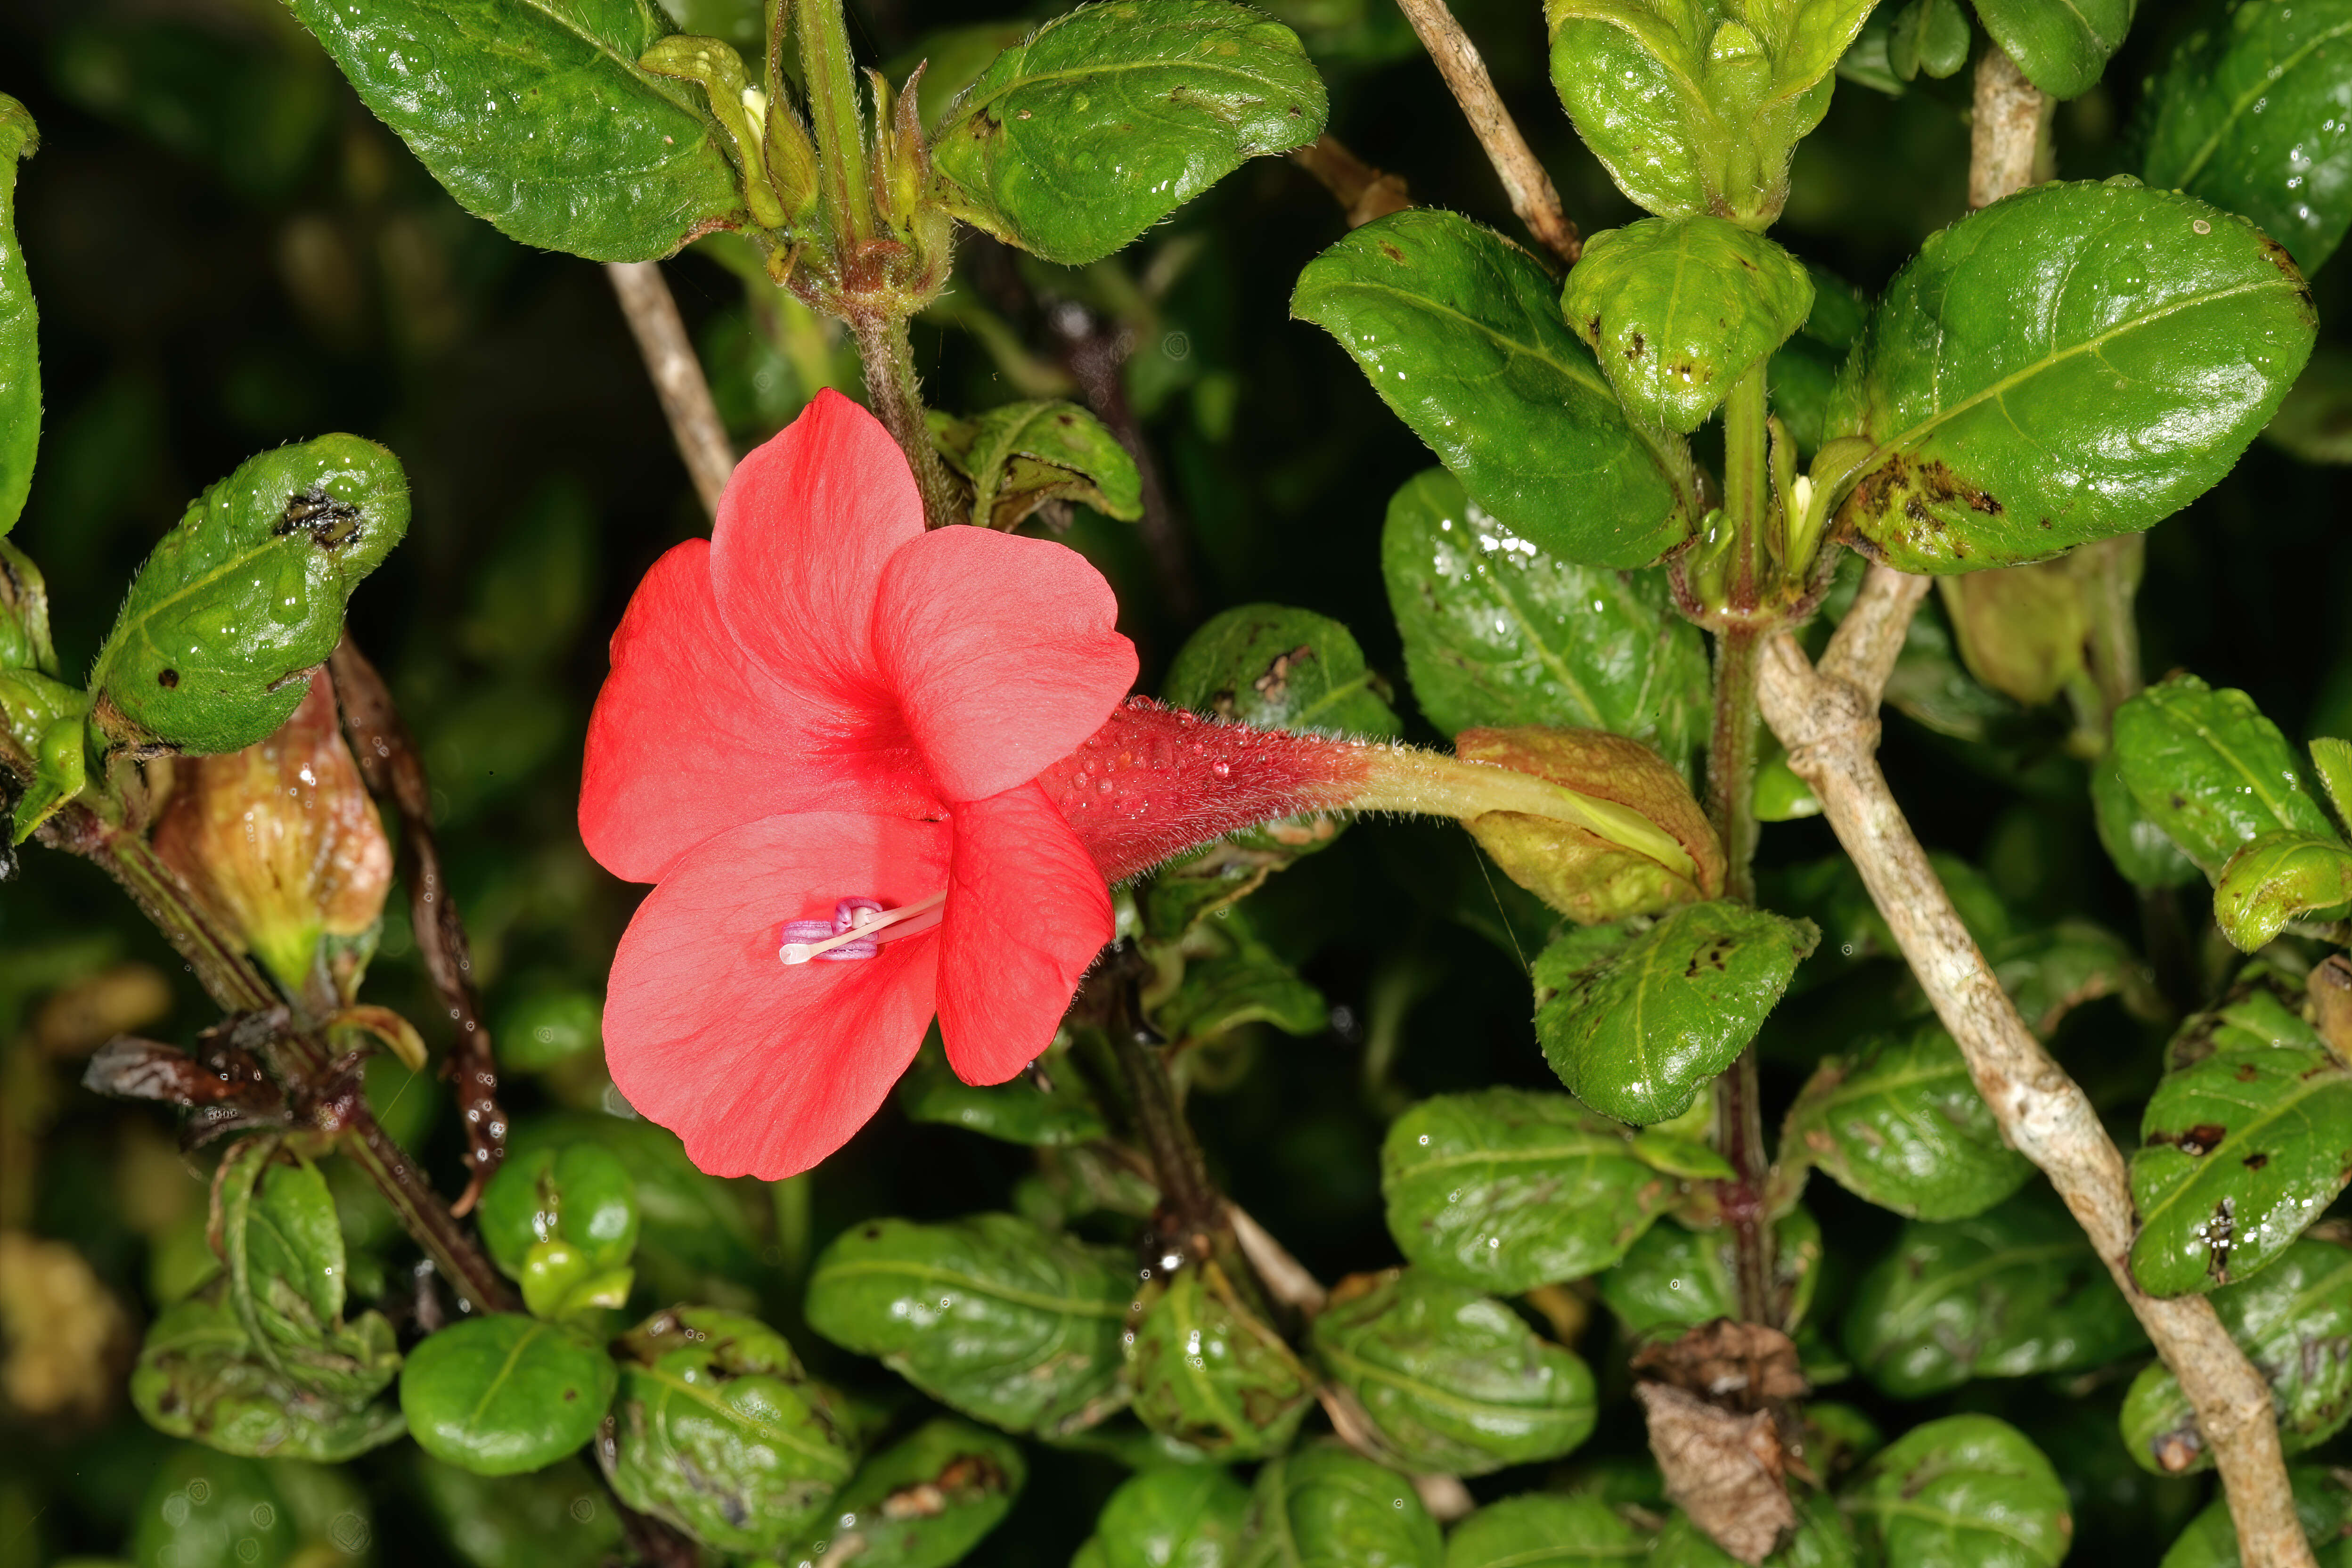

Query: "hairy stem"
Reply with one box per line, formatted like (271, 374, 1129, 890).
(793, 0, 870, 249)
(606, 261, 736, 519)
(850, 310, 960, 528)
(1388, 0, 1579, 266)
(1756, 565, 2316, 1568)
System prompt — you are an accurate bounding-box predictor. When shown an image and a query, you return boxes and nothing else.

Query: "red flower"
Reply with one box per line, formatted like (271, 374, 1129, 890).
(580, 391, 1135, 1180)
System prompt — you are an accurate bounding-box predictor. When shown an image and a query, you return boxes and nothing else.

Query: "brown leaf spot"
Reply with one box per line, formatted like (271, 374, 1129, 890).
(157, 669, 179, 689)
(2244, 1151, 2270, 1170)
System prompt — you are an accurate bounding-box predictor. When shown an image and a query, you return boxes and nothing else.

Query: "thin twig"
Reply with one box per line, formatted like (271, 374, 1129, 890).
(1290, 134, 1413, 229)
(329, 636, 507, 1216)
(1045, 297, 1199, 621)
(606, 260, 736, 520)
(1227, 1201, 1326, 1315)
(1756, 565, 2316, 1568)
(1969, 44, 2053, 210)
(1389, 0, 1579, 265)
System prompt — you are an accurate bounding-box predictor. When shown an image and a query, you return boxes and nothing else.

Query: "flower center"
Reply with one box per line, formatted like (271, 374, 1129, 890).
(777, 893, 945, 964)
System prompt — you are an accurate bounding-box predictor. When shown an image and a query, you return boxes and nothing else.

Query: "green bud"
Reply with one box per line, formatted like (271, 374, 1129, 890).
(478, 1141, 641, 1298)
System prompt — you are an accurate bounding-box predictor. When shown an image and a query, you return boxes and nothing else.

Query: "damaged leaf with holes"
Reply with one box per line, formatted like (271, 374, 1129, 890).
(2122, 1234, 2352, 1476)
(790, 1418, 1027, 1567)
(87, 435, 408, 756)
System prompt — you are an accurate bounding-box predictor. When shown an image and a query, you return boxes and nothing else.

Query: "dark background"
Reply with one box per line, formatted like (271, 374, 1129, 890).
(1, 0, 2346, 1561)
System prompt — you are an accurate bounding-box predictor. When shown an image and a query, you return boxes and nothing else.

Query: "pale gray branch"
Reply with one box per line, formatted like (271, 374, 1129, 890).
(1970, 44, 2054, 209)
(1390, 0, 1580, 265)
(606, 260, 736, 520)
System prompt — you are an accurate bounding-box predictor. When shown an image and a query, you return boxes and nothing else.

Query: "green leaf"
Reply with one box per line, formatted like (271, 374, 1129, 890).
(2267, 347, 2352, 462)
(1544, 0, 1874, 226)
(1887, 0, 1970, 80)
(1237, 1442, 1443, 1568)
(1936, 563, 2087, 707)
(1380, 1087, 1709, 1293)
(398, 1314, 617, 1476)
(1832, 181, 2316, 573)
(1127, 1260, 1315, 1457)
(1841, 1414, 2073, 1568)
(88, 435, 409, 756)
(2159, 1467, 2352, 1567)
(1971, 0, 2130, 98)
(1601, 1208, 1824, 1340)
(2142, 0, 2352, 274)
(790, 1418, 1026, 1568)
(2311, 736, 2352, 825)
(1562, 216, 1814, 434)
(898, 1035, 1108, 1145)
(130, 1446, 306, 1568)
(1293, 209, 1690, 569)
(1380, 468, 1710, 774)
(2166, 963, 2330, 1070)
(1988, 919, 2163, 1040)
(284, 0, 745, 261)
(1309, 1266, 1597, 1474)
(802, 1212, 1130, 1436)
(0, 97, 37, 539)
(931, 0, 1327, 266)
(131, 1289, 407, 1462)
(2215, 831, 2352, 950)
(931, 400, 1143, 529)
(1841, 1188, 2144, 1398)
(1533, 901, 1817, 1126)
(603, 1306, 859, 1552)
(2112, 674, 2338, 875)
(412, 1454, 626, 1568)
(1443, 1494, 1655, 1567)
(479, 1141, 641, 1288)
(2123, 1235, 2352, 1475)
(2129, 1040, 2352, 1295)
(495, 986, 605, 1072)
(1078, 1464, 1252, 1568)
(508, 1114, 764, 1308)
(2092, 746, 2202, 890)
(1781, 1024, 2035, 1220)
(1151, 949, 1329, 1043)
(1652, 1491, 1856, 1567)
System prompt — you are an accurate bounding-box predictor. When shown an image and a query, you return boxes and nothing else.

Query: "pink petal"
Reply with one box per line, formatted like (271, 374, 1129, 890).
(936, 782, 1114, 1086)
(603, 812, 947, 1180)
(872, 526, 1137, 802)
(580, 541, 939, 884)
(709, 389, 924, 709)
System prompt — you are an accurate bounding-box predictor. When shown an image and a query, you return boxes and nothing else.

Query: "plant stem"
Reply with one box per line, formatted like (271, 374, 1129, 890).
(1388, 0, 1579, 266)
(793, 0, 870, 250)
(1104, 1014, 1222, 1241)
(606, 261, 737, 520)
(850, 310, 960, 528)
(1756, 565, 2317, 1568)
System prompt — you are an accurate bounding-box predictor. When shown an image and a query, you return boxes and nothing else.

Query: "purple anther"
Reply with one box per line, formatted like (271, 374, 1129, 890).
(778, 917, 878, 962)
(834, 897, 885, 931)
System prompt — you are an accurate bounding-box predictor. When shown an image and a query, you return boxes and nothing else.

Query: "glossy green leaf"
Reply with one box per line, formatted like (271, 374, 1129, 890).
(1832, 181, 2316, 573)
(1237, 1442, 1443, 1568)
(398, 1314, 617, 1476)
(1533, 901, 1817, 1125)
(1078, 1464, 1252, 1568)
(1843, 1414, 2072, 1567)
(1151, 949, 1330, 1043)
(2166, 963, 2329, 1070)
(2267, 347, 2352, 462)
(1842, 1189, 2144, 1398)
(1563, 216, 1814, 434)
(131, 1288, 406, 1462)
(88, 435, 408, 756)
(1781, 1023, 2035, 1220)
(2215, 831, 2352, 950)
(2122, 1235, 2352, 1474)
(1544, 0, 1874, 226)
(285, 0, 745, 261)
(2129, 1039, 2352, 1294)
(412, 1453, 626, 1568)
(508, 1114, 763, 1308)
(1601, 1208, 1823, 1339)
(931, 0, 1326, 266)
(1652, 1491, 1856, 1567)
(1988, 919, 2163, 1041)
(803, 1212, 1130, 1436)
(2312, 735, 2352, 824)
(2159, 1467, 2352, 1567)
(1127, 1260, 1315, 1457)
(2093, 746, 2203, 890)
(0, 97, 37, 539)
(602, 1307, 859, 1552)
(1380, 468, 1708, 773)
(1309, 1266, 1596, 1474)
(1443, 1494, 1654, 1567)
(1888, 0, 1970, 80)
(1381, 1088, 1719, 1293)
(2144, 0, 2352, 274)
(932, 400, 1143, 529)
(1293, 209, 1690, 569)
(790, 1418, 1026, 1568)
(898, 1036, 1108, 1145)
(1972, 0, 2129, 98)
(1162, 603, 1400, 738)
(2112, 673, 2338, 875)
(479, 1141, 641, 1289)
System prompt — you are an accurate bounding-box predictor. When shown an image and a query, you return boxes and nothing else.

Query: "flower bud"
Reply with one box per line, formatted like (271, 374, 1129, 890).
(149, 674, 391, 1004)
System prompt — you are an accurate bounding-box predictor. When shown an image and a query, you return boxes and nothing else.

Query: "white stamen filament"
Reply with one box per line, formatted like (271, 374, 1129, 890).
(778, 892, 946, 964)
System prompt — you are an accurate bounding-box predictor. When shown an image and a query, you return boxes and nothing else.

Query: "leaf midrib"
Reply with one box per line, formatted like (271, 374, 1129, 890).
(2170, 16, 2352, 191)
(1303, 275, 1617, 405)
(818, 1260, 1127, 1317)
(954, 46, 1305, 128)
(637, 1364, 854, 1472)
(2137, 1061, 2352, 1233)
